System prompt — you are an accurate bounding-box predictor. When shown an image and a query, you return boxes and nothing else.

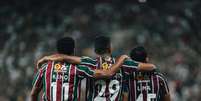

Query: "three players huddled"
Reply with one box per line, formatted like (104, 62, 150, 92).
(31, 36, 170, 101)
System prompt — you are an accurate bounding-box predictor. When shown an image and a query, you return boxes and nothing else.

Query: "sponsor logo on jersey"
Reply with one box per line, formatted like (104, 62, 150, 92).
(54, 63, 62, 72)
(54, 63, 67, 72)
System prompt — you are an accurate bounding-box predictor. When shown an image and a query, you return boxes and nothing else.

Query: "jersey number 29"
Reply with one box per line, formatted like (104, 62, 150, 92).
(94, 80, 120, 101)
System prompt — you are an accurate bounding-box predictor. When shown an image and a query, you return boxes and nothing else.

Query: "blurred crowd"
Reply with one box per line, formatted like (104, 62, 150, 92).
(0, 0, 201, 101)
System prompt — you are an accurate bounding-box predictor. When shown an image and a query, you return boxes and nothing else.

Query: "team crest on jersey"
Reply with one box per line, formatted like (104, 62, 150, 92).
(102, 62, 109, 70)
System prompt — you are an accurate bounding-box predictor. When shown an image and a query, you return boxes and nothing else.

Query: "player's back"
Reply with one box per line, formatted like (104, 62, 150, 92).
(85, 56, 124, 101)
(127, 71, 169, 101)
(33, 60, 83, 101)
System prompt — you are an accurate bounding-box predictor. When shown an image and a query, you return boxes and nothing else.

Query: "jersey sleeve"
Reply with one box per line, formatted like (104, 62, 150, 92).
(76, 65, 95, 78)
(122, 59, 139, 75)
(80, 56, 96, 66)
(159, 76, 169, 96)
(77, 56, 97, 78)
(32, 63, 47, 89)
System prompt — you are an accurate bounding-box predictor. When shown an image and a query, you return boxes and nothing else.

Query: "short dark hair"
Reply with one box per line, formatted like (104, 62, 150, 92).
(130, 46, 147, 62)
(94, 36, 111, 55)
(56, 37, 75, 55)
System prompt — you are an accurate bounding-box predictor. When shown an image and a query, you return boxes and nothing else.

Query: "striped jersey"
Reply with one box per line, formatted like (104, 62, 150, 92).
(122, 59, 169, 101)
(84, 56, 124, 101)
(32, 58, 95, 101)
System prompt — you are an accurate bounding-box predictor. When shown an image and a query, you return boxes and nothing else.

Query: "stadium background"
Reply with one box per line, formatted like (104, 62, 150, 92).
(0, 0, 201, 101)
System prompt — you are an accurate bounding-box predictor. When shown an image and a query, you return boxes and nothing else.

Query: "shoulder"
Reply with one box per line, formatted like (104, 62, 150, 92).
(81, 56, 96, 62)
(123, 58, 139, 67)
(80, 56, 97, 66)
(38, 62, 48, 71)
(156, 72, 168, 83)
(155, 71, 166, 78)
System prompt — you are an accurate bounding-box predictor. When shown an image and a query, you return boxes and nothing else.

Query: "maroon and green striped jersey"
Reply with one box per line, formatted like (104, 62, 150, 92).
(122, 59, 169, 101)
(32, 58, 95, 101)
(84, 56, 124, 101)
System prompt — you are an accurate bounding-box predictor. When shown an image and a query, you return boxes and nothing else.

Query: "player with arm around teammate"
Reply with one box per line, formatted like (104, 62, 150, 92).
(37, 36, 156, 101)
(123, 46, 171, 101)
(30, 37, 128, 101)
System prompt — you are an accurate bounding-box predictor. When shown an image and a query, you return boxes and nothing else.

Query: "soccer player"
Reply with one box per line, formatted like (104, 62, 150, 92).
(123, 46, 171, 101)
(30, 37, 128, 101)
(37, 36, 156, 101)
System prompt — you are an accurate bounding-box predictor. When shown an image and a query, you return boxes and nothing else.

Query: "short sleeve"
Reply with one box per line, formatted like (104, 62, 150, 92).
(159, 76, 169, 95)
(76, 65, 95, 78)
(80, 56, 97, 69)
(32, 70, 43, 89)
(122, 59, 139, 74)
(32, 63, 47, 88)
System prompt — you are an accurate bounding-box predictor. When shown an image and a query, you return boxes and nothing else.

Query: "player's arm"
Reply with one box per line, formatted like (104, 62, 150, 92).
(163, 84, 171, 101)
(38, 54, 128, 76)
(31, 63, 47, 101)
(160, 75, 171, 101)
(93, 55, 128, 78)
(37, 54, 81, 68)
(164, 93, 171, 101)
(122, 92, 128, 101)
(31, 86, 42, 101)
(77, 55, 128, 78)
(123, 59, 156, 71)
(138, 62, 156, 70)
(30, 69, 43, 101)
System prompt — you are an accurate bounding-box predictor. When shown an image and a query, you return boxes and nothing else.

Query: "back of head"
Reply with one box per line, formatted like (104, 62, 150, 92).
(94, 36, 111, 55)
(130, 46, 147, 63)
(56, 37, 75, 55)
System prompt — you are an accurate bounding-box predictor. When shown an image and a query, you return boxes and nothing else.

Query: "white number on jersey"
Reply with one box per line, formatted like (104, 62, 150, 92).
(51, 82, 69, 101)
(94, 80, 120, 101)
(136, 93, 156, 101)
